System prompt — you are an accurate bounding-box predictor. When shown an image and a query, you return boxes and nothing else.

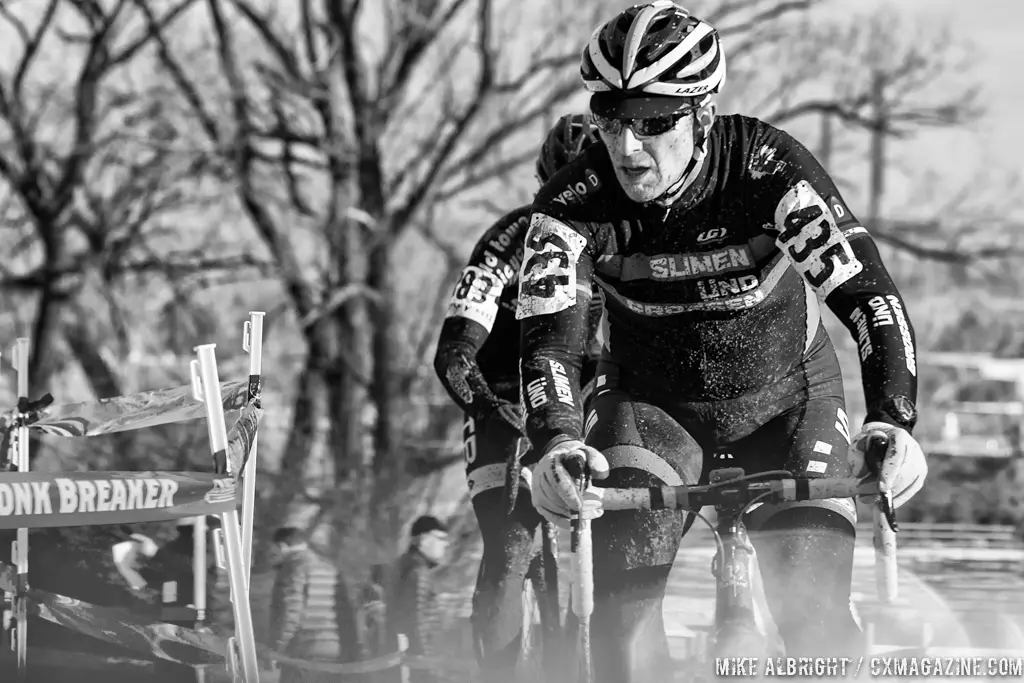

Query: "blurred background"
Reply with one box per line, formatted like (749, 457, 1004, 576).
(0, 0, 1022, 675)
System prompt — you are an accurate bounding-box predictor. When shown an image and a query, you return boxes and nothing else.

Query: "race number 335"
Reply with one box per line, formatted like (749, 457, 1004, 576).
(517, 215, 587, 319)
(775, 181, 862, 297)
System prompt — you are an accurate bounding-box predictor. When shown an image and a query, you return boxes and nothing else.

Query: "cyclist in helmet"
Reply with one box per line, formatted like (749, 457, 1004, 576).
(433, 113, 604, 681)
(517, 3, 928, 680)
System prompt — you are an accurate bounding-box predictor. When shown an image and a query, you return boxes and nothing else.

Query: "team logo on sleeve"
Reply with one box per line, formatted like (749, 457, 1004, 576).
(516, 215, 587, 319)
(774, 180, 863, 298)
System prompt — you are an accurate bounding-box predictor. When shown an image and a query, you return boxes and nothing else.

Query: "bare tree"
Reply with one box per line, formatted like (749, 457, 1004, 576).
(127, 0, 608, 545)
(0, 0, 267, 464)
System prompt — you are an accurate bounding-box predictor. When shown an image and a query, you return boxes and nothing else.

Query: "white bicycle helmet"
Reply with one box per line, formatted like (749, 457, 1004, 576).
(581, 2, 726, 201)
(582, 1, 726, 117)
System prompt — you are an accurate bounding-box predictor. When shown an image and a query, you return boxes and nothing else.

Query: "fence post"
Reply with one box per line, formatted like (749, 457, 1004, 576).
(397, 633, 410, 683)
(920, 622, 932, 651)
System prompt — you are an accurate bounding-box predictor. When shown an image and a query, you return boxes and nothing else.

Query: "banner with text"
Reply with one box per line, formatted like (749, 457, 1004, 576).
(0, 471, 238, 529)
(25, 380, 249, 437)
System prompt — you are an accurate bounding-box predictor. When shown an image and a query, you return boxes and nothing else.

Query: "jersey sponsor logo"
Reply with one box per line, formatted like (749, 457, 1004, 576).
(599, 257, 787, 317)
(886, 295, 917, 377)
(463, 418, 477, 465)
(620, 291, 764, 316)
(446, 264, 504, 330)
(548, 360, 574, 407)
(696, 274, 759, 301)
(774, 180, 863, 297)
(525, 377, 548, 409)
(488, 214, 528, 252)
(481, 249, 521, 286)
(483, 215, 528, 284)
(696, 227, 728, 244)
(552, 170, 601, 206)
(617, 245, 752, 282)
(848, 306, 874, 361)
(829, 197, 847, 220)
(867, 295, 894, 327)
(517, 215, 587, 319)
(848, 295, 895, 361)
(750, 144, 788, 179)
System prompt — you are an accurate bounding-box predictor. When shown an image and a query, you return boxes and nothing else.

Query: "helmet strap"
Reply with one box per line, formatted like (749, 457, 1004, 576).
(654, 97, 716, 206)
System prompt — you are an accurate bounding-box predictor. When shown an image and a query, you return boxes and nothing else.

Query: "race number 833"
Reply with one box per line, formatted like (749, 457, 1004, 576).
(454, 267, 497, 304)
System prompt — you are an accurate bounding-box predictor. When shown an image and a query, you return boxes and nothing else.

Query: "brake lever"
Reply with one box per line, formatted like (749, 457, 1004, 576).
(865, 433, 898, 533)
(564, 452, 591, 552)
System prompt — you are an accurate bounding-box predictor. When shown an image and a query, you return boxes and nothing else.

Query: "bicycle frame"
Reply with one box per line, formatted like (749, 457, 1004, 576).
(706, 467, 783, 661)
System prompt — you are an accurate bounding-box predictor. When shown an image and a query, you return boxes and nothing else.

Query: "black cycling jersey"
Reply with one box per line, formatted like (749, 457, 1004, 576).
(435, 206, 604, 417)
(518, 114, 918, 450)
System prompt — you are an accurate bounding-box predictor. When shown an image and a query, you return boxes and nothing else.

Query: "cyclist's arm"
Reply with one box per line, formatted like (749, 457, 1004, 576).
(434, 317, 505, 416)
(517, 211, 596, 451)
(433, 211, 526, 417)
(760, 129, 918, 432)
(579, 285, 606, 388)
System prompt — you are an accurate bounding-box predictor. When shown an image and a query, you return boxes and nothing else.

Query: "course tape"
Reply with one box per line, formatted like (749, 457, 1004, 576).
(225, 400, 262, 477)
(0, 562, 225, 666)
(23, 380, 249, 437)
(0, 562, 476, 674)
(0, 646, 155, 670)
(0, 471, 238, 529)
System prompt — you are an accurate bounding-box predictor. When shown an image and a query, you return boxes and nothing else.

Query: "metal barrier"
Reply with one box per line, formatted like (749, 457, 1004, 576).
(854, 522, 1021, 549)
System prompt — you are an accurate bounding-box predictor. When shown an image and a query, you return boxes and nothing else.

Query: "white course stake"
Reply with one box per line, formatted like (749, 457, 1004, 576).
(191, 345, 260, 683)
(11, 338, 30, 683)
(241, 312, 264, 585)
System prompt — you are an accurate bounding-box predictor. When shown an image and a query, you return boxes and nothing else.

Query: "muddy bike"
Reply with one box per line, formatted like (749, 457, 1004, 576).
(558, 434, 899, 683)
(500, 450, 569, 682)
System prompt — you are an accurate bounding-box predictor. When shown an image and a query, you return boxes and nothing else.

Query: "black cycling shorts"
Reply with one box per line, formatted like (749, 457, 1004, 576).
(463, 377, 529, 500)
(584, 328, 856, 530)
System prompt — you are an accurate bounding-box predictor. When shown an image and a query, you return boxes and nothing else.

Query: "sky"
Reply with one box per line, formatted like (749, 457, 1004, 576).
(822, 0, 1023, 217)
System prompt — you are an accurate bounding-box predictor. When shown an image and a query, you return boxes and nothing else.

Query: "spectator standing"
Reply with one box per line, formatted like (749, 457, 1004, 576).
(268, 527, 362, 683)
(134, 517, 210, 683)
(360, 563, 389, 660)
(388, 516, 451, 682)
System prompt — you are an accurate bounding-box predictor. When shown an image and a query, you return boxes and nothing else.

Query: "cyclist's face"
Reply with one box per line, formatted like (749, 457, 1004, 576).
(599, 112, 695, 203)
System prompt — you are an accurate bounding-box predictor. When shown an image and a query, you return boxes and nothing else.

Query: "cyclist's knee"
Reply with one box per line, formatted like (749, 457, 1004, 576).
(749, 506, 861, 656)
(591, 565, 674, 680)
(594, 563, 671, 601)
(588, 443, 695, 571)
(471, 486, 539, 550)
(749, 504, 856, 579)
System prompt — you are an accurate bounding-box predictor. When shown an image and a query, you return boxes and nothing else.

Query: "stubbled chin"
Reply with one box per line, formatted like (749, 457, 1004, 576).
(618, 179, 657, 203)
(614, 168, 658, 203)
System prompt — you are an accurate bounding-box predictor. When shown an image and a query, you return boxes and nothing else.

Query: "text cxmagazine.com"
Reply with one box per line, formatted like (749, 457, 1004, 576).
(716, 656, 1024, 678)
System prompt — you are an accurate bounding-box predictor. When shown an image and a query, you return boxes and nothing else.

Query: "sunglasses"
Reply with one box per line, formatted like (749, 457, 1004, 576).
(593, 106, 698, 138)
